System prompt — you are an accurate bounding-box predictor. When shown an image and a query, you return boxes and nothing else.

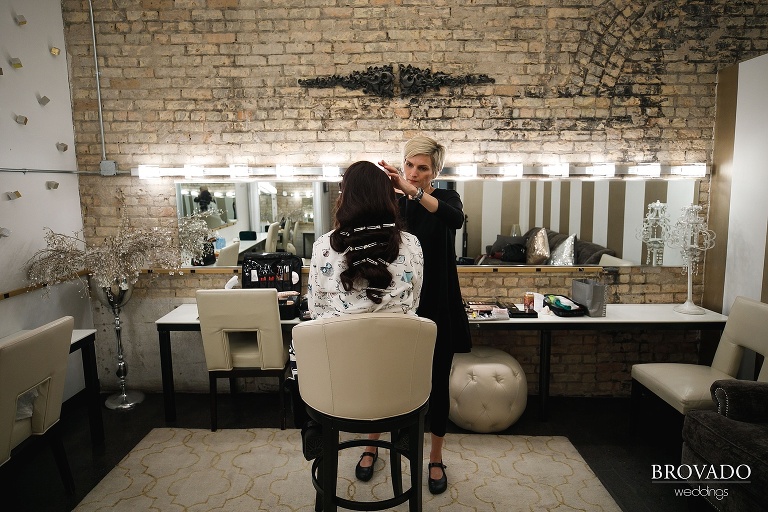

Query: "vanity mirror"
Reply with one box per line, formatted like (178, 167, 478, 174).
(174, 177, 703, 268)
(443, 178, 703, 266)
(175, 180, 338, 266)
(177, 182, 242, 226)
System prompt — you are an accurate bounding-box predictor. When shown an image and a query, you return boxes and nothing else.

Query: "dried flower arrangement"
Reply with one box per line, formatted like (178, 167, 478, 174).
(177, 210, 218, 262)
(27, 220, 177, 294)
(26, 198, 215, 294)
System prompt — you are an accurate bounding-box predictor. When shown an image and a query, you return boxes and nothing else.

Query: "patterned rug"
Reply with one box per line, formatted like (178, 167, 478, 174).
(75, 428, 620, 511)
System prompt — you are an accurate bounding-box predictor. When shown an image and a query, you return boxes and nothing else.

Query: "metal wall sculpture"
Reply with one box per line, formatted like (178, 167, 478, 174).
(298, 64, 494, 98)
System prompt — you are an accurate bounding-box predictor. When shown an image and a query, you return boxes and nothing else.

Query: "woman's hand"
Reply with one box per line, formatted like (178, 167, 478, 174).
(379, 160, 418, 197)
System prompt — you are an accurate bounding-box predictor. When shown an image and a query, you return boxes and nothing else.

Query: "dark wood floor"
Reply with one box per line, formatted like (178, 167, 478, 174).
(0, 391, 708, 512)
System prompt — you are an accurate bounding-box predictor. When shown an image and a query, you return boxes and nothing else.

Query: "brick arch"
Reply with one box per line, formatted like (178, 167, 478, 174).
(563, 1, 669, 98)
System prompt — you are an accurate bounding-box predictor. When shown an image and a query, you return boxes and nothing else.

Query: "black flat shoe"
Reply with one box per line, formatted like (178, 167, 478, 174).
(355, 450, 378, 482)
(428, 462, 447, 495)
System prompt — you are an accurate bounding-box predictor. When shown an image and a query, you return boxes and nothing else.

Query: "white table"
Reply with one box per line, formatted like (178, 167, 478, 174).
(238, 234, 268, 254)
(155, 303, 299, 422)
(70, 329, 103, 445)
(468, 304, 728, 419)
(156, 303, 727, 422)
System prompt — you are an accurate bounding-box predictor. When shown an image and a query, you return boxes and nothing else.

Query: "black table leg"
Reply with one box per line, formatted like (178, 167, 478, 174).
(539, 330, 552, 420)
(79, 335, 104, 445)
(159, 329, 176, 422)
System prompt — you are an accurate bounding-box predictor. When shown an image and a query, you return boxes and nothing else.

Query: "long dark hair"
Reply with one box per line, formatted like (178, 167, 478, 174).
(329, 161, 403, 303)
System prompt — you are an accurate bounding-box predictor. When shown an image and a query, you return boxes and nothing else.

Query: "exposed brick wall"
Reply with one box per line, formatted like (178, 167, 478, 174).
(61, 0, 768, 241)
(62, 0, 768, 169)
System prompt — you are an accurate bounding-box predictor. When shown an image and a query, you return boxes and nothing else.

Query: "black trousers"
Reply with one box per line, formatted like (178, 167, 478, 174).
(285, 377, 310, 428)
(427, 346, 454, 438)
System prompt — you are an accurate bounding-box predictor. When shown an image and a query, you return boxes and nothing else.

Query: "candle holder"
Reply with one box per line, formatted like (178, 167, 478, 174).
(667, 204, 715, 315)
(637, 200, 671, 266)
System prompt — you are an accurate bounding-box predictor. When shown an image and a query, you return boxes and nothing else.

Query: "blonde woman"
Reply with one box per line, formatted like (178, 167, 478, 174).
(357, 136, 471, 495)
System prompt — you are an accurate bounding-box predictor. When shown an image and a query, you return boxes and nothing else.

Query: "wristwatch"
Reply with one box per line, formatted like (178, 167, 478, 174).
(413, 187, 424, 202)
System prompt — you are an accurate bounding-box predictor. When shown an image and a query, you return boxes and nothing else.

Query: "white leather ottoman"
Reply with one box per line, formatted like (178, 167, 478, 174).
(449, 346, 527, 433)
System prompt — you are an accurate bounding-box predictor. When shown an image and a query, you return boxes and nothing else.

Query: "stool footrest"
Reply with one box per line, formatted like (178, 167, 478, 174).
(307, 404, 427, 512)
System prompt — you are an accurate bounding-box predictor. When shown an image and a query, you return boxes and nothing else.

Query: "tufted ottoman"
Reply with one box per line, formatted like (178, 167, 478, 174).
(449, 346, 527, 433)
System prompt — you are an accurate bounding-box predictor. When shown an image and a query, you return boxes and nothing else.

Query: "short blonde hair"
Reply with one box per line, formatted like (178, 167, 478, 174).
(403, 136, 446, 178)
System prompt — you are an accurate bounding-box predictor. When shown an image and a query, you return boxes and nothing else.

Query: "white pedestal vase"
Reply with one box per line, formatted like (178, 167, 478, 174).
(91, 282, 145, 410)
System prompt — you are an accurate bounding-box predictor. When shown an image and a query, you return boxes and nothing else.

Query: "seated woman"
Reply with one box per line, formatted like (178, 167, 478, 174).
(287, 161, 424, 457)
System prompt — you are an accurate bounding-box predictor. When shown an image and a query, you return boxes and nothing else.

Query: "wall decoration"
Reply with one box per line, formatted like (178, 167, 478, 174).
(299, 64, 494, 98)
(10, 57, 22, 68)
(299, 64, 395, 97)
(15, 115, 28, 125)
(38, 95, 50, 106)
(50, 47, 60, 56)
(399, 64, 495, 96)
(14, 14, 27, 26)
(56, 142, 68, 152)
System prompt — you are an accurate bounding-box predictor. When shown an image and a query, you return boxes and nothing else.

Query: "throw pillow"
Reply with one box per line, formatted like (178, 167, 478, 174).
(500, 242, 526, 262)
(490, 235, 524, 257)
(549, 233, 576, 265)
(526, 228, 550, 264)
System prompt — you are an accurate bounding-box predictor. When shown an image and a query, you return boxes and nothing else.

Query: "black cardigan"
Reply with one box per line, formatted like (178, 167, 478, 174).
(399, 188, 472, 354)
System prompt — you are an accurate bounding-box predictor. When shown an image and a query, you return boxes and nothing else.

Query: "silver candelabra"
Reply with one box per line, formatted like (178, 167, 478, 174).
(637, 200, 671, 266)
(667, 204, 716, 315)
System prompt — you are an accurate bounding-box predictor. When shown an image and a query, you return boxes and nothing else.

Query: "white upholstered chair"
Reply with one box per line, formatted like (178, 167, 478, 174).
(598, 254, 633, 266)
(631, 296, 768, 415)
(293, 313, 437, 512)
(196, 289, 289, 431)
(264, 222, 279, 253)
(214, 241, 240, 266)
(0, 316, 75, 494)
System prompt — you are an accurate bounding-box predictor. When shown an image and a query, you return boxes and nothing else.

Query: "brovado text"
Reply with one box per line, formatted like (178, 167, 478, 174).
(652, 464, 751, 481)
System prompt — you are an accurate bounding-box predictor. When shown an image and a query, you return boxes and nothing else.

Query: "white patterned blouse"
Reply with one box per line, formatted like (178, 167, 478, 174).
(307, 230, 424, 318)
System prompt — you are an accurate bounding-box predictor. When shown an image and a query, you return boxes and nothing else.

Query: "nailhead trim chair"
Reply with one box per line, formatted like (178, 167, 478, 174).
(196, 289, 289, 431)
(0, 316, 75, 494)
(682, 379, 768, 511)
(293, 313, 437, 512)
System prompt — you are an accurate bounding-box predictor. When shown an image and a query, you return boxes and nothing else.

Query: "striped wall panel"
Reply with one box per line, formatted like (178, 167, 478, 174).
(455, 179, 701, 264)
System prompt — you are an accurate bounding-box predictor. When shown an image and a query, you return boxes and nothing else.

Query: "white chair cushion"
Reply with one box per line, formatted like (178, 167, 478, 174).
(631, 363, 734, 414)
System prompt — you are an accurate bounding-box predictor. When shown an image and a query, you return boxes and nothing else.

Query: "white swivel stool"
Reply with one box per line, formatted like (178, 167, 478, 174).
(449, 346, 527, 433)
